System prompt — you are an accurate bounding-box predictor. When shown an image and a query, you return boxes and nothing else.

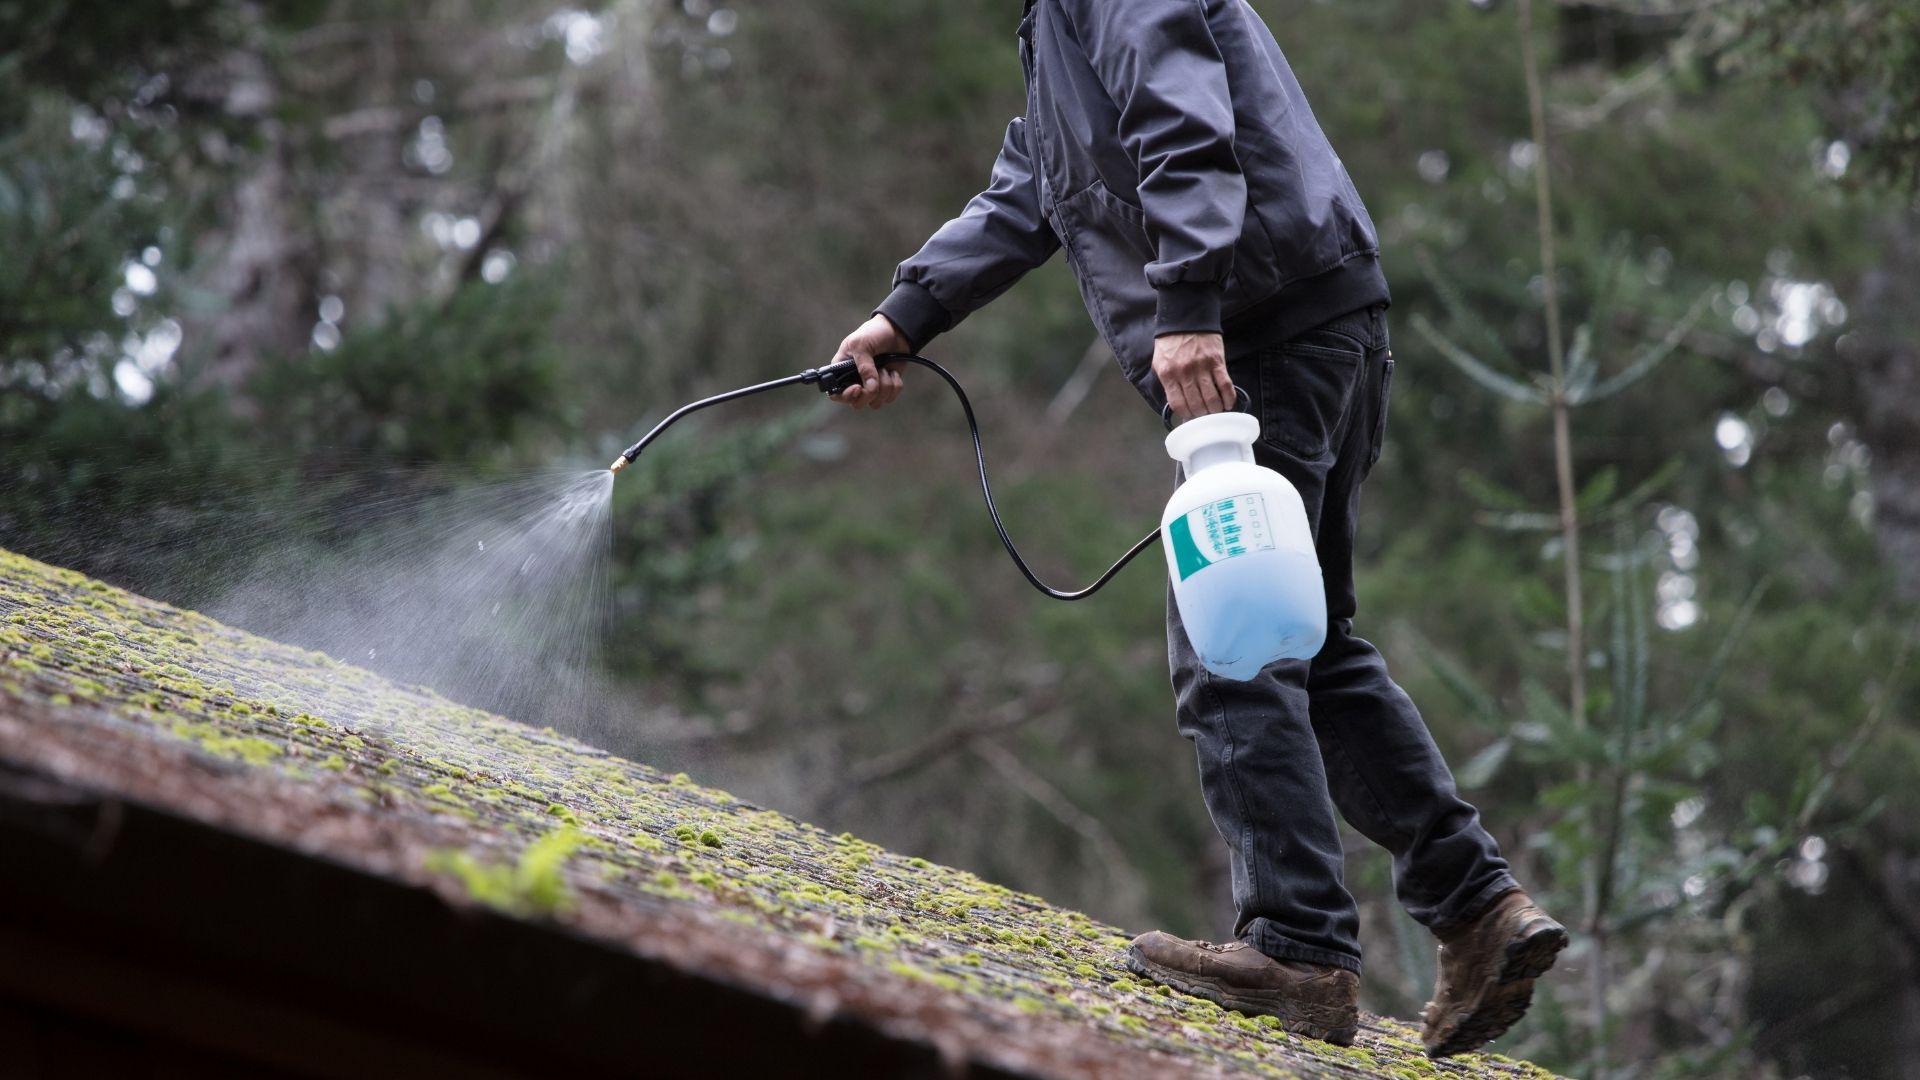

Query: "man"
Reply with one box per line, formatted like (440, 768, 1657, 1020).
(828, 0, 1567, 1058)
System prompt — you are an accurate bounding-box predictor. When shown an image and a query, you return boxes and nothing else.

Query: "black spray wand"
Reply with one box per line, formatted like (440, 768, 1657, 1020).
(610, 353, 1160, 601)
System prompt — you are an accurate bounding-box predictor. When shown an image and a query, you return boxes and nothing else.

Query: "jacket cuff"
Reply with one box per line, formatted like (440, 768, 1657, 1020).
(1155, 281, 1224, 337)
(874, 280, 950, 352)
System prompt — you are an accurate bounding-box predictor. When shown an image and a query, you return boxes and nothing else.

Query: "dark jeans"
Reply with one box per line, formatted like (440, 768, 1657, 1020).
(1166, 305, 1517, 974)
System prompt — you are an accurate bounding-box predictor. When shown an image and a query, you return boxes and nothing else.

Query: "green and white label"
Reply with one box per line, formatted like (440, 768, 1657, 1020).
(1168, 492, 1277, 581)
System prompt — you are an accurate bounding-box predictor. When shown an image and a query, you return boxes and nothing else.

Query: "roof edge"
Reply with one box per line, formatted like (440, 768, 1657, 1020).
(0, 757, 1033, 1079)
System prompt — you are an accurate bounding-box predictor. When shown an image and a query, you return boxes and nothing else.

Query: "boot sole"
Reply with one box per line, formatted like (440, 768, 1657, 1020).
(1124, 947, 1358, 1046)
(1425, 920, 1570, 1059)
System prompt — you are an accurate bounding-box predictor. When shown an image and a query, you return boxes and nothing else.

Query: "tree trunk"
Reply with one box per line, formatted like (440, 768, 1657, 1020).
(1848, 208, 1920, 600)
(182, 44, 312, 400)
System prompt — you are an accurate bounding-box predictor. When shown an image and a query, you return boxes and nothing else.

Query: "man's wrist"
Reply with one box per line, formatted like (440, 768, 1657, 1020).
(874, 312, 913, 353)
(1154, 281, 1224, 337)
(873, 281, 949, 353)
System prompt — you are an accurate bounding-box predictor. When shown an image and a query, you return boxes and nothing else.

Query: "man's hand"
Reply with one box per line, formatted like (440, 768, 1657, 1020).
(829, 315, 911, 410)
(1154, 331, 1235, 422)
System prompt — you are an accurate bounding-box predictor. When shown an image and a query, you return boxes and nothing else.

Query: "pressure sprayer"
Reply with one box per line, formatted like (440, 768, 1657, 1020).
(609, 354, 1325, 678)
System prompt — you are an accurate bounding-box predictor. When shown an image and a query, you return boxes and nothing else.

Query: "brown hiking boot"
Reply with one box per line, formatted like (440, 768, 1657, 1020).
(1421, 889, 1569, 1058)
(1125, 931, 1359, 1045)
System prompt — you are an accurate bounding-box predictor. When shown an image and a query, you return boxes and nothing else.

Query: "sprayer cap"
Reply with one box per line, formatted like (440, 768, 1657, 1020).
(1164, 411, 1259, 467)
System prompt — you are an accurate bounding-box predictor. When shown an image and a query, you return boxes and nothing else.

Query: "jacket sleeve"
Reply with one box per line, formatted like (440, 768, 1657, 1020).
(874, 117, 1061, 351)
(1058, 0, 1243, 337)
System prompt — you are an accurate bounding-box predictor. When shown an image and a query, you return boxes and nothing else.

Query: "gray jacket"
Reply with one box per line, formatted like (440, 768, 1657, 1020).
(875, 0, 1389, 410)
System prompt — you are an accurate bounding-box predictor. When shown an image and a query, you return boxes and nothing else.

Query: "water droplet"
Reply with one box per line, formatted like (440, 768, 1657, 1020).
(204, 467, 616, 730)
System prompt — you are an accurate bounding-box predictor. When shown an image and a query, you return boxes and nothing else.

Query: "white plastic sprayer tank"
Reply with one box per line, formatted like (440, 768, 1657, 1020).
(1161, 412, 1326, 680)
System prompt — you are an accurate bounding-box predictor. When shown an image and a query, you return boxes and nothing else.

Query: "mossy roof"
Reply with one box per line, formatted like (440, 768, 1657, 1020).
(0, 547, 1560, 1080)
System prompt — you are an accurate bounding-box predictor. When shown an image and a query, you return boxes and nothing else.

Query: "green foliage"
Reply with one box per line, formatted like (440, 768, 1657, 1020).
(0, 0, 239, 128)
(246, 277, 567, 466)
(0, 109, 167, 364)
(1711, 0, 1920, 188)
(1379, 5, 1914, 1073)
(0, 276, 573, 600)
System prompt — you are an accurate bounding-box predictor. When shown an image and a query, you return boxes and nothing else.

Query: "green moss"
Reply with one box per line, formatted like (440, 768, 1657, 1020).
(516, 826, 584, 912)
(319, 754, 348, 772)
(200, 734, 281, 765)
(427, 826, 582, 916)
(886, 960, 965, 993)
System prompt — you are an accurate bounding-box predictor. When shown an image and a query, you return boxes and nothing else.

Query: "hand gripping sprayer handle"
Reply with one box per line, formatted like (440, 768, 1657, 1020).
(803, 356, 878, 398)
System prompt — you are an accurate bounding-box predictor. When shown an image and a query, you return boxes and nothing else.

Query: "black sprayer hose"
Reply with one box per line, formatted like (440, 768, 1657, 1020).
(610, 369, 814, 466)
(611, 352, 1161, 602)
(870, 353, 1161, 601)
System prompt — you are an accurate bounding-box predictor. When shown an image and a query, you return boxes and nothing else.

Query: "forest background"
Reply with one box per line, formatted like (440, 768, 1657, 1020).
(3, 1, 1917, 1075)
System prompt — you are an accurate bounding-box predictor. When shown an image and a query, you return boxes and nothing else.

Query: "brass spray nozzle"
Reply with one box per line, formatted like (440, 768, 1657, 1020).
(608, 455, 629, 474)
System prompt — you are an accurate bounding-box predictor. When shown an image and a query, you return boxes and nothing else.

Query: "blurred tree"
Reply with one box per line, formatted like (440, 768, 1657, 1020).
(0, 0, 579, 589)
(1714, 0, 1920, 604)
(1709, 0, 1920, 189)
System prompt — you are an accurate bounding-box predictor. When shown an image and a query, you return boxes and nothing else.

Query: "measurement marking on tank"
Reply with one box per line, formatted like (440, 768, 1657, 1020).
(1170, 493, 1277, 580)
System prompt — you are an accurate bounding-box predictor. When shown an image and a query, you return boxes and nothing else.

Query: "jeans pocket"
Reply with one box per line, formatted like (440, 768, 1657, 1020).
(1368, 351, 1395, 470)
(1258, 329, 1366, 460)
